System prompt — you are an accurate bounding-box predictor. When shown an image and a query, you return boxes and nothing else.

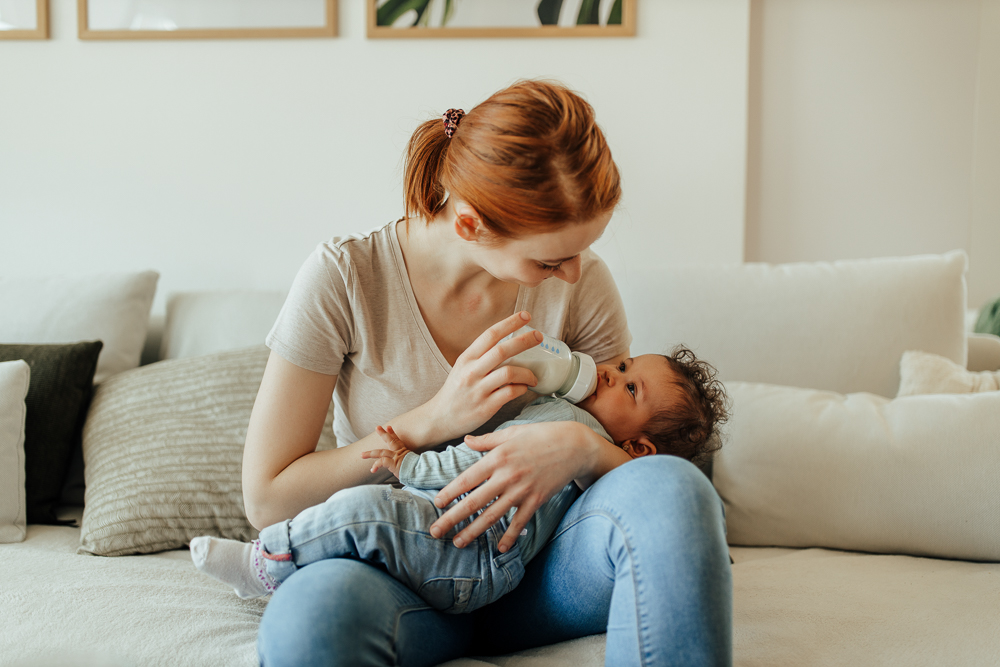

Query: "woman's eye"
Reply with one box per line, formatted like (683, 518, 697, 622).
(537, 262, 562, 271)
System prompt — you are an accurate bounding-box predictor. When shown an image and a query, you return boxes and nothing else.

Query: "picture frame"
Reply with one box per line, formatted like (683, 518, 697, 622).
(77, 0, 336, 40)
(0, 0, 49, 39)
(368, 0, 635, 39)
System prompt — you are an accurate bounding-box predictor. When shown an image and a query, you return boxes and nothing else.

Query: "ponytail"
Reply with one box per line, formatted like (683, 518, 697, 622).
(403, 118, 451, 223)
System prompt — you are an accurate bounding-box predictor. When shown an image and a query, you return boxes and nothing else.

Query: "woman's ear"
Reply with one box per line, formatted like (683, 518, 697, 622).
(622, 437, 657, 459)
(452, 202, 485, 242)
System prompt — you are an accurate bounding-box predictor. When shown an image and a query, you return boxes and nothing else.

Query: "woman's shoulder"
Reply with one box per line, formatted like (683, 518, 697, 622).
(300, 221, 401, 283)
(313, 221, 397, 264)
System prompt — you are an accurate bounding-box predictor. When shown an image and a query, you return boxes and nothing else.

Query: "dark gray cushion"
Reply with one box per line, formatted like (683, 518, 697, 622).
(0, 342, 102, 525)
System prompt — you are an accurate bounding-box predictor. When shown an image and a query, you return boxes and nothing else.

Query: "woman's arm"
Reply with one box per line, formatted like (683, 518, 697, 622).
(241, 352, 373, 529)
(242, 312, 545, 529)
(427, 350, 634, 553)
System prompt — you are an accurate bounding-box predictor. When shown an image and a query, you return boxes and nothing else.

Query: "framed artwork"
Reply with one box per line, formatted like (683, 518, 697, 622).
(368, 0, 635, 38)
(78, 0, 336, 40)
(0, 0, 48, 39)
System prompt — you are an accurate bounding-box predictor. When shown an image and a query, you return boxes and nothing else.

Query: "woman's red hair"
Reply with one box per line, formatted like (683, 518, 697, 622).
(403, 80, 621, 238)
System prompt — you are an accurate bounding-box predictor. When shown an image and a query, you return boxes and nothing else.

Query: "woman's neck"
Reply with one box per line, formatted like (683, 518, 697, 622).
(397, 203, 500, 299)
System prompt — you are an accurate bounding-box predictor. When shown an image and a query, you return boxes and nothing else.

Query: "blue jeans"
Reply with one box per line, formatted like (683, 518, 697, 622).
(258, 484, 525, 614)
(257, 455, 732, 667)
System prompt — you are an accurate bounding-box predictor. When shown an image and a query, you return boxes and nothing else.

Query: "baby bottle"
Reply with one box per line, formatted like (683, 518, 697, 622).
(501, 326, 598, 404)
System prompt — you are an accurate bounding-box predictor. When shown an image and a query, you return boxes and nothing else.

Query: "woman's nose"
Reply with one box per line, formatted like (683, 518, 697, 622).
(553, 256, 582, 284)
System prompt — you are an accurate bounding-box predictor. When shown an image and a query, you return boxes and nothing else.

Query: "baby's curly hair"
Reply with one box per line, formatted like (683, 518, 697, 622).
(643, 346, 729, 468)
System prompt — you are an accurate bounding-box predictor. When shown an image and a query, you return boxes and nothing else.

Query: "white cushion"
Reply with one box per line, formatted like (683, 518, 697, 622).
(0, 272, 158, 384)
(619, 251, 968, 397)
(0, 360, 30, 543)
(160, 291, 285, 360)
(898, 349, 1000, 396)
(714, 382, 1000, 562)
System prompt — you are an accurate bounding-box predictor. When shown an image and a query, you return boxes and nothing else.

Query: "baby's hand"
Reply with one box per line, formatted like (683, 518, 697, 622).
(361, 425, 412, 477)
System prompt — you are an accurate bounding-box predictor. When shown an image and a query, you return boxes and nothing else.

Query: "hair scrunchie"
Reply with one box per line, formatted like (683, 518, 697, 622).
(443, 108, 465, 139)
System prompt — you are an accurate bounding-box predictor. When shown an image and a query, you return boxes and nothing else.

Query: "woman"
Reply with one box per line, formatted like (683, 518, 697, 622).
(243, 80, 732, 667)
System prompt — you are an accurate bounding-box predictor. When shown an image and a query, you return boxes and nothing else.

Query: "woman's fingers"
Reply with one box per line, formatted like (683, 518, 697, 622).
(430, 478, 509, 542)
(461, 428, 511, 453)
(497, 504, 536, 554)
(479, 327, 542, 374)
(450, 493, 517, 548)
(485, 363, 538, 391)
(432, 446, 502, 509)
(458, 311, 531, 364)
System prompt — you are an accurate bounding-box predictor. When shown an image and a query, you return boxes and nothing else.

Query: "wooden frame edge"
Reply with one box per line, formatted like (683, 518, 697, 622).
(367, 0, 635, 39)
(0, 0, 49, 40)
(77, 0, 336, 40)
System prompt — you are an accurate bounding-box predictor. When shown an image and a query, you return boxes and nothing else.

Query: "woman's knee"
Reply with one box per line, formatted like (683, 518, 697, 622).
(258, 558, 472, 667)
(257, 559, 403, 667)
(584, 455, 724, 530)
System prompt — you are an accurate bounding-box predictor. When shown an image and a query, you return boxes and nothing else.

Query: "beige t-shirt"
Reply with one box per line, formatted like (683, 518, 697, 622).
(266, 220, 632, 448)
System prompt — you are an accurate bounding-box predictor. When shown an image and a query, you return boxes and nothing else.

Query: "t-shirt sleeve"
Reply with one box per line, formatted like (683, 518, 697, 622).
(265, 242, 356, 376)
(564, 251, 632, 363)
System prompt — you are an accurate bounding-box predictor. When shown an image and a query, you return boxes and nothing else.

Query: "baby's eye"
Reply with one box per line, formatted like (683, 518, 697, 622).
(627, 383, 636, 397)
(617, 361, 627, 372)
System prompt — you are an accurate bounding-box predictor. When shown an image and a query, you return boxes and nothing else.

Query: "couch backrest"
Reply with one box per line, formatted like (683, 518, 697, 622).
(617, 251, 968, 397)
(145, 252, 970, 399)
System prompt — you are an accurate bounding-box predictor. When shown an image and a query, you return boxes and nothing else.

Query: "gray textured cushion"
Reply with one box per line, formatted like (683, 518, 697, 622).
(79, 346, 336, 557)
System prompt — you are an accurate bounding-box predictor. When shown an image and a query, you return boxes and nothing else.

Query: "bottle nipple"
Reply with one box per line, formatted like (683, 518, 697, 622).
(557, 352, 598, 404)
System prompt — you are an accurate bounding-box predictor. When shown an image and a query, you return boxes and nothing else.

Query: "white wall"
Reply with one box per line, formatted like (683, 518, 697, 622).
(971, 0, 1000, 309)
(0, 0, 751, 314)
(745, 0, 1000, 308)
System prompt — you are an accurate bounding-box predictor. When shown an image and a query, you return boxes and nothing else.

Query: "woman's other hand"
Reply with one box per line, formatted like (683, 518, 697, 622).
(428, 421, 631, 553)
(361, 425, 412, 477)
(423, 311, 542, 443)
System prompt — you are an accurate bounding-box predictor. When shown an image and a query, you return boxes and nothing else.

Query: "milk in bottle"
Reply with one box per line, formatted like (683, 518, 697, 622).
(501, 326, 598, 404)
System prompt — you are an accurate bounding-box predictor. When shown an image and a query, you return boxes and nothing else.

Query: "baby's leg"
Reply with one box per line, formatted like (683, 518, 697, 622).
(260, 485, 489, 613)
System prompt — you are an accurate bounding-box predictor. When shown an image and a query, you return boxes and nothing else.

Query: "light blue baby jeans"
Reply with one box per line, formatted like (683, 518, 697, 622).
(257, 484, 525, 614)
(257, 455, 732, 667)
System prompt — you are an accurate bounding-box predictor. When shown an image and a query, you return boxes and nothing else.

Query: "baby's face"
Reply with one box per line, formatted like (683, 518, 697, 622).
(576, 354, 675, 445)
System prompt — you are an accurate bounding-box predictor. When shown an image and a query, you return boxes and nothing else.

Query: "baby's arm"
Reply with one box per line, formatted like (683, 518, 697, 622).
(361, 426, 485, 490)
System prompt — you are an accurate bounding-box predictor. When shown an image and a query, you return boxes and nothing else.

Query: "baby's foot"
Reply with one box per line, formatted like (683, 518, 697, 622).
(190, 536, 276, 599)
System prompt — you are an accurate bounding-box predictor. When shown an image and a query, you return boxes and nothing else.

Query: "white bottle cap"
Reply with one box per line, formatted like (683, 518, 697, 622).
(561, 352, 598, 404)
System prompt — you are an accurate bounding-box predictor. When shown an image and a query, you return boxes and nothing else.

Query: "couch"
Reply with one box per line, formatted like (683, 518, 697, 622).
(2, 250, 999, 667)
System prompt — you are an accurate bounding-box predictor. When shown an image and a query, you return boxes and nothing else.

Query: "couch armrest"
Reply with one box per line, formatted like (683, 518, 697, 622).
(968, 334, 1000, 372)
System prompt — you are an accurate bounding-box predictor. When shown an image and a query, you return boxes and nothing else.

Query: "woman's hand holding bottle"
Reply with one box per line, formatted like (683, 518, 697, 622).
(420, 311, 542, 444)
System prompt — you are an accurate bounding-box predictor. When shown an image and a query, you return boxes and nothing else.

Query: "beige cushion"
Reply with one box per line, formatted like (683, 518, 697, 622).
(619, 251, 968, 397)
(714, 382, 1000, 562)
(0, 360, 29, 543)
(0, 272, 158, 384)
(897, 349, 1000, 396)
(79, 345, 336, 557)
(967, 333, 1000, 373)
(160, 291, 286, 360)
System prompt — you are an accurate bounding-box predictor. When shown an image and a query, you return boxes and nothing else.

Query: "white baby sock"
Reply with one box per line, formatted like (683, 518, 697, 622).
(190, 536, 277, 599)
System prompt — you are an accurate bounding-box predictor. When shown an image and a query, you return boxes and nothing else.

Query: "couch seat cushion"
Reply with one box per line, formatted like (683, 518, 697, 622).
(730, 546, 1000, 666)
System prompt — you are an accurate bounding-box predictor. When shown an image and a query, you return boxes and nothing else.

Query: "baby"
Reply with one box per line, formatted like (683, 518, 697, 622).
(191, 345, 729, 613)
